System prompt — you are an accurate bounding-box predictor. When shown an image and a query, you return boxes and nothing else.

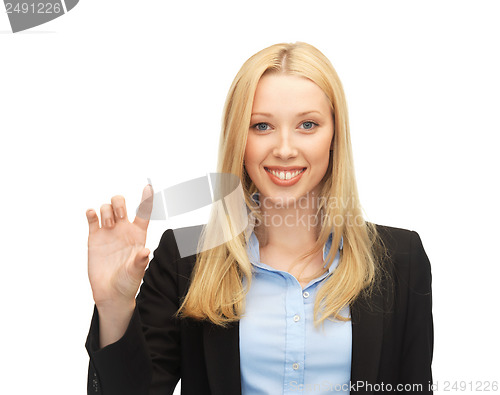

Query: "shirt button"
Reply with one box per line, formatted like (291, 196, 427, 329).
(293, 363, 300, 370)
(303, 291, 310, 298)
(293, 314, 300, 322)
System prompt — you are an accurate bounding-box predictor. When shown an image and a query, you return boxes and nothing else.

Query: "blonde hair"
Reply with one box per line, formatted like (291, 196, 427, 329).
(177, 41, 388, 328)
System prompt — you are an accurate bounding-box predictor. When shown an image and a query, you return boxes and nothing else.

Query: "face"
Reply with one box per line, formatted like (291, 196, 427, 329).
(244, 73, 334, 206)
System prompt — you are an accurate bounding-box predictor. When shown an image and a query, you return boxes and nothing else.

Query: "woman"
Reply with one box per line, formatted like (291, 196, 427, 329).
(85, 42, 433, 395)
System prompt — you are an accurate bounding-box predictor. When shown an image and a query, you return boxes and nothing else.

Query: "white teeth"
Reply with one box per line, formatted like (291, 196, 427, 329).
(266, 168, 305, 180)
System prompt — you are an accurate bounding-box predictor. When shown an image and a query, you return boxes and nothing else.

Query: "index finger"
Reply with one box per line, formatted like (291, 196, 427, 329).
(133, 184, 154, 231)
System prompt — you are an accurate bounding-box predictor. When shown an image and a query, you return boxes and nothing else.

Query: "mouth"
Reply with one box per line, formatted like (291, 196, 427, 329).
(264, 167, 306, 181)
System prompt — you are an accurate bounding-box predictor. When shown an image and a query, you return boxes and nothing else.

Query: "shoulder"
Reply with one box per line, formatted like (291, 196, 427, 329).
(150, 227, 199, 298)
(373, 223, 418, 253)
(371, 223, 432, 295)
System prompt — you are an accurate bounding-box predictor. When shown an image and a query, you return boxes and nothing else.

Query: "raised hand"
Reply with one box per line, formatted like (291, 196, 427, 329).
(86, 184, 154, 310)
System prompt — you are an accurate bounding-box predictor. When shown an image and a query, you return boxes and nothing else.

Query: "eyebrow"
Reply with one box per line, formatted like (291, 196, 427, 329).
(251, 111, 322, 117)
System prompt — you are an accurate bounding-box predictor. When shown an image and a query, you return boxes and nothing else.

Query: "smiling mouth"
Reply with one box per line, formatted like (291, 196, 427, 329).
(264, 167, 306, 180)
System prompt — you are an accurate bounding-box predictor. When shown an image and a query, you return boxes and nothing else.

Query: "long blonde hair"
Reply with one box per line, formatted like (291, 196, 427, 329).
(177, 41, 388, 328)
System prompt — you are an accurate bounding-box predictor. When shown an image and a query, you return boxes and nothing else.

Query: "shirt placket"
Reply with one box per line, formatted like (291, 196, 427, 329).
(283, 274, 306, 393)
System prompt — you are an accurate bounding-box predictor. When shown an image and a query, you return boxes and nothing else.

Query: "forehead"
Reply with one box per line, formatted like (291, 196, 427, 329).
(252, 74, 330, 113)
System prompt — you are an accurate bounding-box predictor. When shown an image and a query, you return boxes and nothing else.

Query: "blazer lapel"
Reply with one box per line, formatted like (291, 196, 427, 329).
(203, 320, 242, 395)
(350, 289, 384, 394)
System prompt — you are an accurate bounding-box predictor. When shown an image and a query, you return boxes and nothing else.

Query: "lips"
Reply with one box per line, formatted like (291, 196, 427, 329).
(264, 166, 307, 186)
(264, 166, 306, 172)
(265, 167, 306, 180)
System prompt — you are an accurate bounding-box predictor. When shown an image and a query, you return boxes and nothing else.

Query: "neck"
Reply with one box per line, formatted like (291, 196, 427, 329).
(255, 191, 323, 253)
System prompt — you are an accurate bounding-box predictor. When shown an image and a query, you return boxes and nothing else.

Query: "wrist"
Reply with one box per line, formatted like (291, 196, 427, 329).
(96, 298, 136, 316)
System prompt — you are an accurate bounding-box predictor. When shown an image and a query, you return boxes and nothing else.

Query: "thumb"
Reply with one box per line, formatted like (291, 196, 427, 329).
(132, 247, 151, 273)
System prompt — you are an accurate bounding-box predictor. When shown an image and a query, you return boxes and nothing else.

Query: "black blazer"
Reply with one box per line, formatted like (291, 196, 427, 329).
(85, 224, 433, 394)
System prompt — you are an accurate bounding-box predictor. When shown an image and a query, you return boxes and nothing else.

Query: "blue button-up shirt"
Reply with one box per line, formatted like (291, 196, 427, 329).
(240, 227, 351, 394)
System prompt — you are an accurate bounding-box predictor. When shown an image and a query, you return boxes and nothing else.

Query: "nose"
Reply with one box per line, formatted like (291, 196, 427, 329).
(272, 129, 298, 160)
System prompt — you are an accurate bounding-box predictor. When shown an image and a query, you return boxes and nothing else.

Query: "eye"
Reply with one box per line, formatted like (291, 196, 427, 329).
(299, 121, 319, 131)
(251, 122, 271, 132)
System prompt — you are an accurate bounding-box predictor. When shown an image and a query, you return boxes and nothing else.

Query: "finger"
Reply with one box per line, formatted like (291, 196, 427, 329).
(86, 209, 100, 234)
(100, 204, 115, 229)
(111, 195, 128, 223)
(133, 184, 154, 231)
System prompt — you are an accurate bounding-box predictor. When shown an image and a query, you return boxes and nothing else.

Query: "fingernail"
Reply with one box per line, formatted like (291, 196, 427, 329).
(105, 218, 113, 227)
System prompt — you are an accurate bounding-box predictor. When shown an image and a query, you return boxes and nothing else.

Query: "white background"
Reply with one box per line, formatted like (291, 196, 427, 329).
(1, 0, 499, 393)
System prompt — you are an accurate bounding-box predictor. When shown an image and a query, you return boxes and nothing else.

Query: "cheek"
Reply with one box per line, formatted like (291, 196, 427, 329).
(244, 137, 260, 163)
(306, 143, 332, 179)
(308, 140, 331, 165)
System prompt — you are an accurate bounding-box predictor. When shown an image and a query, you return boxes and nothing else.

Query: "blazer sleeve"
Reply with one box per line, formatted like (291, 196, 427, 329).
(85, 229, 182, 395)
(399, 230, 434, 393)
